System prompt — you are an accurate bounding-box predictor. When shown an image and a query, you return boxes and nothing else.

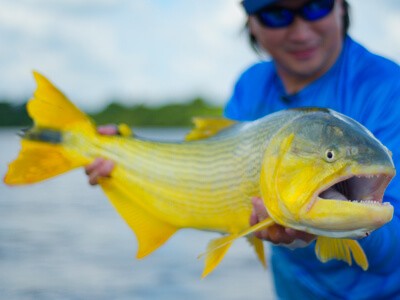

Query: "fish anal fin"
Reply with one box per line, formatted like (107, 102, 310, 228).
(201, 235, 236, 278)
(185, 117, 236, 141)
(100, 178, 177, 259)
(315, 237, 368, 270)
(29, 71, 95, 133)
(247, 235, 267, 268)
(4, 140, 87, 185)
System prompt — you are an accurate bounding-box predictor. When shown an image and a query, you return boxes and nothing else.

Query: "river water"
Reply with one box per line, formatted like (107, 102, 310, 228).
(0, 128, 275, 300)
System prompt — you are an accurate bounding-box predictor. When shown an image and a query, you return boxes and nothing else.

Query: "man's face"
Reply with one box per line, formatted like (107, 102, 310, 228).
(249, 0, 344, 86)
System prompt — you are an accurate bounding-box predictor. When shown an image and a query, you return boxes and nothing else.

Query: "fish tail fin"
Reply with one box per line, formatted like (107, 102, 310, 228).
(28, 71, 96, 133)
(315, 237, 369, 270)
(4, 71, 94, 185)
(200, 235, 237, 278)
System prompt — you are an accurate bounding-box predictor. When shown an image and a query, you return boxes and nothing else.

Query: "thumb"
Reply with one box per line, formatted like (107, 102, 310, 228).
(251, 197, 268, 221)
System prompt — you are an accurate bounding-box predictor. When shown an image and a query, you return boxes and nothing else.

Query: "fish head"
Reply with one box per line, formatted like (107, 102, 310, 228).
(260, 109, 395, 238)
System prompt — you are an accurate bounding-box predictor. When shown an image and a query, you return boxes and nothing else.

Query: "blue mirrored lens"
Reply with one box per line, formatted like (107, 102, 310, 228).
(258, 8, 294, 28)
(302, 0, 335, 21)
(256, 0, 335, 28)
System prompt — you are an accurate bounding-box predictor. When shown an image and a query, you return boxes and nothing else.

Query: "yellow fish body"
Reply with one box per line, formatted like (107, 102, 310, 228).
(4, 72, 395, 277)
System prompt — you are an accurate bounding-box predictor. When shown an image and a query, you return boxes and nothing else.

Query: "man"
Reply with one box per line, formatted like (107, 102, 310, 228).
(224, 0, 400, 298)
(86, 0, 400, 298)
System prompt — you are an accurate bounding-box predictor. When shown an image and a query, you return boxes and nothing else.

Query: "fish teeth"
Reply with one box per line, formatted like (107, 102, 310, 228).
(352, 199, 385, 206)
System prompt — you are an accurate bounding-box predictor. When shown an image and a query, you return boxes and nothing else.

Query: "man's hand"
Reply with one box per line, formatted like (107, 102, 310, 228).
(84, 125, 117, 185)
(250, 197, 315, 247)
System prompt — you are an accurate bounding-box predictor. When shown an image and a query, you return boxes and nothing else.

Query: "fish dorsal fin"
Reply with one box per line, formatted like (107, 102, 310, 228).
(315, 237, 368, 270)
(28, 71, 95, 134)
(185, 117, 236, 141)
(247, 235, 267, 269)
(100, 174, 177, 258)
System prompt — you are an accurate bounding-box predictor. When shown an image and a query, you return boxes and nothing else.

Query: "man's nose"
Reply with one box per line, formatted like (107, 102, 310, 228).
(287, 16, 315, 42)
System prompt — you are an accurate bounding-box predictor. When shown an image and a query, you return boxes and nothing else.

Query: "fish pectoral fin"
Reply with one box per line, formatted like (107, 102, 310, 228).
(185, 117, 236, 141)
(315, 237, 368, 270)
(247, 235, 267, 269)
(199, 217, 275, 278)
(201, 235, 236, 278)
(101, 178, 177, 258)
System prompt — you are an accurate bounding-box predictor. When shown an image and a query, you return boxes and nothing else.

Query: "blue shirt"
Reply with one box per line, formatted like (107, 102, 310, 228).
(224, 36, 400, 300)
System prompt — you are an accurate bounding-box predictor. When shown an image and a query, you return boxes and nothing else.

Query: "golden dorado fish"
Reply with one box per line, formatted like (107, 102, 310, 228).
(4, 72, 395, 277)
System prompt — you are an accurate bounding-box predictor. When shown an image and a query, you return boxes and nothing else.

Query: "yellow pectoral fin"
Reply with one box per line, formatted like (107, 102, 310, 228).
(247, 235, 267, 269)
(201, 235, 236, 278)
(199, 217, 275, 278)
(315, 237, 368, 270)
(100, 178, 177, 258)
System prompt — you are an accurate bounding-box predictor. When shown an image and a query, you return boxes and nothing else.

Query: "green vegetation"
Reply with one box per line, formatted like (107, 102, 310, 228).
(0, 98, 223, 127)
(0, 102, 31, 126)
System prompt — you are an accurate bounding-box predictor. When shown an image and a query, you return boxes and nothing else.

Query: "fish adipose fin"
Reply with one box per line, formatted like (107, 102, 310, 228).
(200, 217, 275, 278)
(315, 237, 368, 270)
(185, 117, 236, 141)
(101, 174, 178, 258)
(4, 71, 95, 185)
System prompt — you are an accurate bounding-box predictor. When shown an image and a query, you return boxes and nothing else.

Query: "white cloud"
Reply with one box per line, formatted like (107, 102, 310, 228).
(349, 0, 400, 62)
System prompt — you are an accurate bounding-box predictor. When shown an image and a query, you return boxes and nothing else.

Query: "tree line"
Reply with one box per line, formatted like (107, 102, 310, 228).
(0, 98, 223, 127)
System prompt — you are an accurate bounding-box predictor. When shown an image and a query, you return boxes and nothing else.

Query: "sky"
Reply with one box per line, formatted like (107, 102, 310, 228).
(1, 0, 400, 111)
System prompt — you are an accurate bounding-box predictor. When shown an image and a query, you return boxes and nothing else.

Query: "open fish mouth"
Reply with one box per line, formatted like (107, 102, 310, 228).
(318, 173, 394, 205)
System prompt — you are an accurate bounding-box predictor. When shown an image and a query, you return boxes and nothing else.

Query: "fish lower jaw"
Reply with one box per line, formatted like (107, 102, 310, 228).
(301, 226, 373, 239)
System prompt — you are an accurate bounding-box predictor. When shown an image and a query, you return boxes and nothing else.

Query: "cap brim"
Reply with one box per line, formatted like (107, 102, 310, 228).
(241, 0, 277, 14)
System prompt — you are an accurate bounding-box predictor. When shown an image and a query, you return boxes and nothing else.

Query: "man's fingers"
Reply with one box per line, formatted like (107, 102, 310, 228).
(85, 158, 104, 175)
(98, 125, 118, 135)
(285, 228, 315, 243)
(267, 225, 294, 244)
(252, 197, 268, 220)
(86, 159, 115, 185)
(250, 210, 259, 226)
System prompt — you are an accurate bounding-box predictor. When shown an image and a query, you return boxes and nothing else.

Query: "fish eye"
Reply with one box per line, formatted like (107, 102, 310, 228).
(325, 149, 336, 162)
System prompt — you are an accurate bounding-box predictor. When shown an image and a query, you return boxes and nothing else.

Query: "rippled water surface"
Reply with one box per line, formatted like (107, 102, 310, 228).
(0, 128, 275, 300)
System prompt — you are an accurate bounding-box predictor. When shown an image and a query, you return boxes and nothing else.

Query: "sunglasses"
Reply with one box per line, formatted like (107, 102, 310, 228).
(256, 0, 335, 29)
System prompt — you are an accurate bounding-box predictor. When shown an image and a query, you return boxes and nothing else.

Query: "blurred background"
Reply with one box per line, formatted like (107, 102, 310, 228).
(1, 1, 399, 299)
(0, 0, 400, 121)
